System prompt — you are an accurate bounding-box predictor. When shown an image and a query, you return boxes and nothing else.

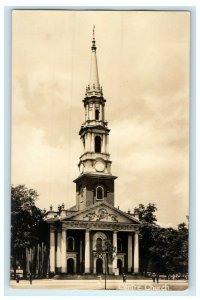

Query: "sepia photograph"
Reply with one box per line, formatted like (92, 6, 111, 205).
(10, 10, 190, 291)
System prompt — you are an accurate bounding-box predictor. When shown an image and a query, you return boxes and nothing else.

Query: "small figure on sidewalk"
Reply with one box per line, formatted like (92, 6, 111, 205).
(156, 273, 159, 284)
(122, 273, 126, 283)
(152, 272, 156, 283)
(29, 273, 33, 285)
(16, 275, 20, 283)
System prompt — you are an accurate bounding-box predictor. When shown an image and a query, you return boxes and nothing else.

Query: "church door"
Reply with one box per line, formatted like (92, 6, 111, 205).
(67, 258, 74, 274)
(96, 258, 103, 274)
(117, 259, 123, 275)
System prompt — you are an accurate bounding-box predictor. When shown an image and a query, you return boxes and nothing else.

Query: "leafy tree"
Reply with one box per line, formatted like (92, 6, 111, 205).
(135, 203, 188, 275)
(11, 185, 43, 278)
(135, 203, 158, 274)
(176, 222, 188, 272)
(149, 224, 188, 275)
(136, 203, 158, 225)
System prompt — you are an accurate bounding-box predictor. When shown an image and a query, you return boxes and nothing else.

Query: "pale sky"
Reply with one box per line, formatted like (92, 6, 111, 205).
(12, 10, 190, 227)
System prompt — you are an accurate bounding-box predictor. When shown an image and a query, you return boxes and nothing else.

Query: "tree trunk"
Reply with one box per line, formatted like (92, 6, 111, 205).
(13, 253, 16, 280)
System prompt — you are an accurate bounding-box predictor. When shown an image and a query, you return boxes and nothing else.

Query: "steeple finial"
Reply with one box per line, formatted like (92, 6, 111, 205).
(91, 25, 96, 51)
(93, 25, 95, 40)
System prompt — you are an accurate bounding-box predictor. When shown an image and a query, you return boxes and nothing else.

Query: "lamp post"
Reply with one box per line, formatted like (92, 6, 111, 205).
(94, 239, 117, 290)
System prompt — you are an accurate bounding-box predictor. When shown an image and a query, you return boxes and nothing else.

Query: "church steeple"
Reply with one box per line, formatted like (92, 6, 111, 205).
(86, 26, 102, 98)
(89, 26, 100, 91)
(73, 28, 117, 211)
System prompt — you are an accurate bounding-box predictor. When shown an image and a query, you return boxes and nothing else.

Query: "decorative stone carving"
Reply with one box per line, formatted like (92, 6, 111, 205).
(83, 208, 118, 222)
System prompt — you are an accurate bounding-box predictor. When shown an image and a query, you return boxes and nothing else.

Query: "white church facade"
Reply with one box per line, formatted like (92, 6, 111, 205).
(44, 31, 140, 275)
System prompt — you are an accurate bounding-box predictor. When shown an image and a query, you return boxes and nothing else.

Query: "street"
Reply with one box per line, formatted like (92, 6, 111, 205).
(10, 279, 188, 291)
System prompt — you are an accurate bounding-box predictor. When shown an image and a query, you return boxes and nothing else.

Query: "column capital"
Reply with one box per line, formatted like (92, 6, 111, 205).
(50, 224, 56, 232)
(62, 224, 67, 230)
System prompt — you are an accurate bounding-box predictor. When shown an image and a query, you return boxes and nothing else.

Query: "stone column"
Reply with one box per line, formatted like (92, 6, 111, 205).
(92, 103, 94, 120)
(112, 231, 117, 274)
(50, 225, 55, 273)
(80, 239, 83, 273)
(89, 132, 91, 152)
(87, 104, 89, 120)
(74, 259, 77, 274)
(85, 104, 88, 121)
(81, 137, 85, 153)
(85, 230, 90, 273)
(106, 135, 109, 153)
(93, 257, 96, 274)
(102, 134, 106, 153)
(134, 231, 139, 273)
(85, 133, 88, 152)
(98, 105, 101, 121)
(91, 133, 95, 152)
(56, 230, 62, 272)
(128, 233, 133, 272)
(87, 132, 91, 152)
(101, 105, 104, 121)
(61, 227, 67, 273)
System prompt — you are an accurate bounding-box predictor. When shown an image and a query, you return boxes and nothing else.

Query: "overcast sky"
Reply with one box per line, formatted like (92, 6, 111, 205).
(12, 10, 190, 227)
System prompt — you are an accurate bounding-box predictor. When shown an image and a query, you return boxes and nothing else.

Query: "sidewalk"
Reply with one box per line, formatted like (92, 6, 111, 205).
(10, 278, 188, 291)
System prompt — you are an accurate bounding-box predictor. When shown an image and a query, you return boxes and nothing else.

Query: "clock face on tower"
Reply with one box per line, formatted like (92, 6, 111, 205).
(94, 159, 105, 172)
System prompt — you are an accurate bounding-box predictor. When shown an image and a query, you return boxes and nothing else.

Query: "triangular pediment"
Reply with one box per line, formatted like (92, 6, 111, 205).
(63, 201, 140, 224)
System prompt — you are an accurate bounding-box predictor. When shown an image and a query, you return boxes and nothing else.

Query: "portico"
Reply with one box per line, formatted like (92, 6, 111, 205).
(47, 203, 140, 275)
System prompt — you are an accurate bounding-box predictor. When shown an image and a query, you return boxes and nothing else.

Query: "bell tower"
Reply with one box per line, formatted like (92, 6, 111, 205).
(73, 27, 117, 210)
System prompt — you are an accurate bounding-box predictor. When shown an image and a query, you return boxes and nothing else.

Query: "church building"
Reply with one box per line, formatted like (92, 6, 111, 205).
(44, 31, 140, 276)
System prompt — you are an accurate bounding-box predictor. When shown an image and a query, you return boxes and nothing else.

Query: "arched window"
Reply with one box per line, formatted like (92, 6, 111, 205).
(117, 238, 123, 252)
(95, 136, 101, 153)
(96, 186, 104, 200)
(96, 238, 102, 250)
(67, 237, 75, 251)
(92, 231, 107, 250)
(95, 109, 100, 120)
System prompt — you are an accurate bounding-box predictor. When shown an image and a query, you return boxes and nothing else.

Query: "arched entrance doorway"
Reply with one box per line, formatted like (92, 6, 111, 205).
(67, 258, 74, 274)
(96, 258, 103, 274)
(117, 259, 123, 275)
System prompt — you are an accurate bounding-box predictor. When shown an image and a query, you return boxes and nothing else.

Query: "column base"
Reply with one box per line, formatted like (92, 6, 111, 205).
(133, 268, 139, 273)
(84, 266, 90, 273)
(128, 268, 132, 273)
(55, 267, 62, 273)
(61, 268, 67, 273)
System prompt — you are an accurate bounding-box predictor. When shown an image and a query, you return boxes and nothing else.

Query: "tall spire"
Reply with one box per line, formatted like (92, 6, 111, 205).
(88, 26, 100, 92)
